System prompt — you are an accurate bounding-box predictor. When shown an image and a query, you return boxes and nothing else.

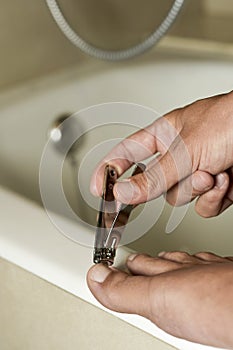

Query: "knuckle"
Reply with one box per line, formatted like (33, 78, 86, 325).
(132, 172, 148, 191)
(130, 253, 151, 265)
(145, 170, 164, 199)
(164, 251, 189, 260)
(103, 276, 127, 309)
(195, 201, 217, 218)
(104, 290, 120, 310)
(165, 180, 193, 207)
(206, 190, 223, 203)
(194, 252, 210, 259)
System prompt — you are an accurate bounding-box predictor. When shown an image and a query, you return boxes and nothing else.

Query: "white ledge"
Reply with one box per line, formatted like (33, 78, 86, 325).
(0, 187, 225, 350)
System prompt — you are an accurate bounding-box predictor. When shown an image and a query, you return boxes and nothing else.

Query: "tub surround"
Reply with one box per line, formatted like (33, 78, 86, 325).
(0, 186, 226, 350)
(0, 258, 176, 350)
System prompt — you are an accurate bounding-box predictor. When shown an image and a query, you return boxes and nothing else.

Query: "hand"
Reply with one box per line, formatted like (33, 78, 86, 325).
(87, 252, 233, 348)
(90, 91, 233, 217)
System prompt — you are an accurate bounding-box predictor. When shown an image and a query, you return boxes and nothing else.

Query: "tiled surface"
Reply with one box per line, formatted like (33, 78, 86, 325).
(0, 258, 175, 350)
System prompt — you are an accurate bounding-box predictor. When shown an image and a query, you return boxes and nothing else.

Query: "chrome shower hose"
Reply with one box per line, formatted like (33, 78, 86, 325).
(45, 0, 185, 61)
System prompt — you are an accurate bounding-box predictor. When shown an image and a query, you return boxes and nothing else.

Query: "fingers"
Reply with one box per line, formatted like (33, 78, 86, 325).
(126, 254, 183, 276)
(195, 172, 229, 217)
(220, 167, 233, 213)
(160, 251, 233, 264)
(90, 116, 182, 198)
(165, 171, 214, 206)
(126, 251, 219, 277)
(194, 252, 231, 263)
(87, 263, 157, 317)
(90, 130, 156, 197)
(114, 136, 193, 204)
(157, 251, 205, 264)
(87, 252, 233, 318)
(126, 253, 233, 279)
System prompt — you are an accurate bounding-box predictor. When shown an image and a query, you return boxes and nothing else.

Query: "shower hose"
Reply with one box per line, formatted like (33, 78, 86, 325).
(45, 0, 185, 61)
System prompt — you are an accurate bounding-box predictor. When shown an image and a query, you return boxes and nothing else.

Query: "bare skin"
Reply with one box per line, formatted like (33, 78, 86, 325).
(90, 91, 233, 216)
(87, 252, 233, 349)
(87, 91, 233, 348)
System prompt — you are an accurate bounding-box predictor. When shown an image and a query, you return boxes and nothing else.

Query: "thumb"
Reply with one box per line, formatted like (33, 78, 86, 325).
(114, 139, 192, 204)
(87, 264, 156, 317)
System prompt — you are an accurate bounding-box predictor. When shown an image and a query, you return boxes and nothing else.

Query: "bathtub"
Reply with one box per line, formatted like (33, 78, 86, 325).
(0, 49, 232, 350)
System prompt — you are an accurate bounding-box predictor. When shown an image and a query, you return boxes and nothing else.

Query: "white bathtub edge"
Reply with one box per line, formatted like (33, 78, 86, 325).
(0, 186, 223, 350)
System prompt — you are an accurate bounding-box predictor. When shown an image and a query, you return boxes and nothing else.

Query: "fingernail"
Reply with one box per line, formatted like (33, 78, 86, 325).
(127, 253, 138, 262)
(215, 174, 226, 189)
(89, 264, 111, 283)
(158, 251, 166, 257)
(114, 180, 135, 204)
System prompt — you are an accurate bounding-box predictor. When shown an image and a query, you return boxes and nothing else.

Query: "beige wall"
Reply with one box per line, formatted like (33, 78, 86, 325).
(0, 1, 84, 91)
(0, 0, 203, 91)
(1, 0, 233, 91)
(204, 0, 233, 17)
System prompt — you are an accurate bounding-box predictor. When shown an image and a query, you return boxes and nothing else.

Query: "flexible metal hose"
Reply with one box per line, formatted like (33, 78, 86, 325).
(45, 0, 185, 61)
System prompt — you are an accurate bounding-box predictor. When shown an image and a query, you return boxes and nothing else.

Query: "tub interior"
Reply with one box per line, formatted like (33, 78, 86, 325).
(1, 51, 233, 257)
